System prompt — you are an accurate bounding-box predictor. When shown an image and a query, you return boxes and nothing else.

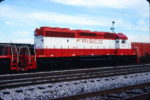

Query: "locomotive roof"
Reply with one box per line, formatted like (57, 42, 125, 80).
(35, 26, 128, 40)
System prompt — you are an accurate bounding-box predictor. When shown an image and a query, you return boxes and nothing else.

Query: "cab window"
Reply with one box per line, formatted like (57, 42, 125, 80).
(122, 40, 126, 44)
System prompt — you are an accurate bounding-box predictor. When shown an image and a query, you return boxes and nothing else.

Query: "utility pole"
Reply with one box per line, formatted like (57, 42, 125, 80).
(147, 0, 150, 42)
(111, 21, 115, 33)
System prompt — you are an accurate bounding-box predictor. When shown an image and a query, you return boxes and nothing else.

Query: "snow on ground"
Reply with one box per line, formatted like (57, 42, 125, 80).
(0, 72, 150, 100)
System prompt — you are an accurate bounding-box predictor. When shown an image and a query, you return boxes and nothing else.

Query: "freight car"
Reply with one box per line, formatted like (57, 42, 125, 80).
(0, 26, 149, 71)
(132, 43, 150, 63)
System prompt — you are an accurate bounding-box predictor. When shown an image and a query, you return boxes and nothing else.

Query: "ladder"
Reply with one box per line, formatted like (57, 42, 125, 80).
(18, 45, 36, 71)
(10, 45, 19, 70)
(1, 45, 36, 71)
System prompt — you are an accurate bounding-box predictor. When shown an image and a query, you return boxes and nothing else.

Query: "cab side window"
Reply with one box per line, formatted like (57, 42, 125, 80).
(122, 40, 126, 44)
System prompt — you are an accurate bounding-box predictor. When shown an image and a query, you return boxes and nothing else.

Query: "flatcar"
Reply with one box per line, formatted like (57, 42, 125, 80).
(0, 26, 149, 71)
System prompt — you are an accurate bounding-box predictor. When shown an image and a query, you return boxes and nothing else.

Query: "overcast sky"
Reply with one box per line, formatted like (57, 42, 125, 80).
(0, 0, 149, 43)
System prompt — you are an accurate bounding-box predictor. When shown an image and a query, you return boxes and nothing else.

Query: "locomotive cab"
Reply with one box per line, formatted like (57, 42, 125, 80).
(115, 33, 136, 64)
(116, 39, 131, 49)
(115, 33, 130, 49)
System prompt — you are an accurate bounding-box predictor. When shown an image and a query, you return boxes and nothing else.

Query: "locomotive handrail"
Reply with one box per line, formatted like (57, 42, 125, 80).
(34, 47, 36, 62)
(26, 45, 31, 63)
(2, 45, 9, 56)
(14, 45, 19, 63)
(2, 46, 6, 56)
(18, 47, 21, 56)
(19, 45, 31, 63)
(10, 45, 14, 63)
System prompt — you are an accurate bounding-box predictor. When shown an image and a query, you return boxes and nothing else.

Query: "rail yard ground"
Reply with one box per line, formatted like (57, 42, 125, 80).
(0, 64, 150, 100)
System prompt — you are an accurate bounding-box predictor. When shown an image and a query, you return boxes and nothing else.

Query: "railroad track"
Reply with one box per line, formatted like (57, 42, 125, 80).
(55, 82, 150, 100)
(0, 64, 150, 90)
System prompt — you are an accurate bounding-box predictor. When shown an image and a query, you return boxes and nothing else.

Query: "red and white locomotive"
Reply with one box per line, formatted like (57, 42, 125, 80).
(35, 27, 136, 69)
(0, 26, 149, 71)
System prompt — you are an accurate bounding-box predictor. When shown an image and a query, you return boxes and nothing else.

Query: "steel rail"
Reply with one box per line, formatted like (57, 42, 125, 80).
(0, 64, 150, 90)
